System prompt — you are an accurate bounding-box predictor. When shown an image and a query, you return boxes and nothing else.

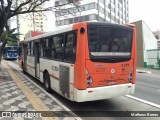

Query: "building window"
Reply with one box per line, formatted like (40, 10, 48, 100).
(55, 1, 59, 7)
(56, 21, 60, 26)
(84, 15, 89, 21)
(106, 11, 110, 17)
(64, 19, 69, 25)
(99, 6, 104, 14)
(73, 7, 78, 13)
(100, 0, 105, 4)
(89, 3, 95, 9)
(84, 4, 89, 10)
(78, 6, 84, 12)
(89, 14, 95, 21)
(111, 7, 115, 12)
(106, 2, 110, 8)
(56, 2, 96, 17)
(69, 8, 73, 13)
(70, 18, 74, 24)
(61, 20, 64, 25)
(74, 17, 79, 23)
(79, 16, 84, 22)
(119, 0, 123, 4)
(111, 15, 115, 21)
(99, 16, 104, 22)
(111, 0, 115, 4)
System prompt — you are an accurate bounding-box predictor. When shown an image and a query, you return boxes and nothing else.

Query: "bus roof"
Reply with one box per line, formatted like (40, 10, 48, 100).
(25, 24, 73, 42)
(24, 22, 133, 42)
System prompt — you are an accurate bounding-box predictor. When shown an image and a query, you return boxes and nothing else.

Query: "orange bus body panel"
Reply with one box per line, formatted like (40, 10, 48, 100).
(132, 27, 136, 84)
(85, 60, 133, 87)
(73, 22, 87, 89)
(73, 22, 136, 89)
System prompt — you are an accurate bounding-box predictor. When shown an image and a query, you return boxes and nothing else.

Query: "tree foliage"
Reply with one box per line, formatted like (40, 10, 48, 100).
(0, 0, 80, 63)
(0, 0, 51, 63)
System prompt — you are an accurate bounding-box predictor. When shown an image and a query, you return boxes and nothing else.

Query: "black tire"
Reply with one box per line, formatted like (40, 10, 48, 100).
(44, 72, 51, 92)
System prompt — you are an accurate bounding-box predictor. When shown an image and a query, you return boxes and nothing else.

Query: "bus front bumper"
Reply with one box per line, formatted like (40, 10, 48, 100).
(74, 83, 135, 102)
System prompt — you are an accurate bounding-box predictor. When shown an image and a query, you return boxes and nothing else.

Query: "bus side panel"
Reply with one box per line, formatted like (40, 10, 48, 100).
(73, 23, 87, 90)
(40, 58, 60, 91)
(39, 58, 75, 101)
(132, 27, 136, 84)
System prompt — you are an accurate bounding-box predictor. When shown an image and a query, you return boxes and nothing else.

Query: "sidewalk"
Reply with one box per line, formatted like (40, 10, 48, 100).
(136, 67, 160, 75)
(0, 61, 80, 120)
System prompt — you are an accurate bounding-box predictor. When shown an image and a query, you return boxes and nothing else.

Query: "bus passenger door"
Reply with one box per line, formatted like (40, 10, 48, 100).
(35, 42, 40, 78)
(23, 44, 27, 71)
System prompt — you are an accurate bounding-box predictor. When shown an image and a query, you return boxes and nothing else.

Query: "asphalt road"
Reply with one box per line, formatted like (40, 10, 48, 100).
(6, 60, 160, 120)
(133, 73, 160, 105)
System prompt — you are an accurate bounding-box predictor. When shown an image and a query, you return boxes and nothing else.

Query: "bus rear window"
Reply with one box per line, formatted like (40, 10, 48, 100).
(88, 25, 133, 61)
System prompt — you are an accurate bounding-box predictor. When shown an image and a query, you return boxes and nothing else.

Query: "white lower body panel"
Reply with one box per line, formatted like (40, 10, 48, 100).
(74, 83, 135, 102)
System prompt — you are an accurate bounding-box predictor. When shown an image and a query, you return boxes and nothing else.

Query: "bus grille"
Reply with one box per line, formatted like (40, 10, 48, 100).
(59, 65, 70, 98)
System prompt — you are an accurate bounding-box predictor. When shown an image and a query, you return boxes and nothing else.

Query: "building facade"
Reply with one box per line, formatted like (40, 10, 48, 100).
(17, 0, 46, 41)
(55, 0, 129, 28)
(132, 20, 157, 68)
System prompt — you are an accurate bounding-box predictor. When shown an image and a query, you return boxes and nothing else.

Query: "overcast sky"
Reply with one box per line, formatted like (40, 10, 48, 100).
(129, 0, 160, 31)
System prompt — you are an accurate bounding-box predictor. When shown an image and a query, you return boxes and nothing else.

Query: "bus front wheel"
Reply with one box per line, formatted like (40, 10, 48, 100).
(44, 72, 51, 92)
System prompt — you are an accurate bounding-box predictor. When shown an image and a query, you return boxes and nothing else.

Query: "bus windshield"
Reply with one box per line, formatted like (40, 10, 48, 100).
(88, 24, 133, 61)
(7, 47, 18, 52)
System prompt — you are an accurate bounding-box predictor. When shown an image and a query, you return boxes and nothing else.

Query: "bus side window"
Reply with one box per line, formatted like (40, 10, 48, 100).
(40, 38, 47, 58)
(40, 39, 44, 57)
(43, 38, 51, 58)
(64, 32, 76, 63)
(27, 42, 31, 55)
(53, 35, 63, 60)
(31, 42, 34, 56)
(50, 37, 56, 59)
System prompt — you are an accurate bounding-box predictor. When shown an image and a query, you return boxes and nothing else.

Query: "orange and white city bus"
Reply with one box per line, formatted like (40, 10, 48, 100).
(18, 22, 136, 102)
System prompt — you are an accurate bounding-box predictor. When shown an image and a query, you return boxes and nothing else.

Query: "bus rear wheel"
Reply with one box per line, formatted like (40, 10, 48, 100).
(44, 72, 51, 92)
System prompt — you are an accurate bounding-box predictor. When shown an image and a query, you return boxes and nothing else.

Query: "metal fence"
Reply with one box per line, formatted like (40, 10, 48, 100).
(146, 49, 160, 70)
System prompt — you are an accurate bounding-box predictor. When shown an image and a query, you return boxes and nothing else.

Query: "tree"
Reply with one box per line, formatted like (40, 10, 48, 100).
(0, 0, 80, 64)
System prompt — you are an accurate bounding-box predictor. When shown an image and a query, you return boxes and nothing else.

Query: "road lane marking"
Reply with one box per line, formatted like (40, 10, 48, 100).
(157, 89, 160, 92)
(126, 95, 160, 109)
(136, 70, 151, 74)
(2, 62, 57, 120)
(6, 61, 82, 120)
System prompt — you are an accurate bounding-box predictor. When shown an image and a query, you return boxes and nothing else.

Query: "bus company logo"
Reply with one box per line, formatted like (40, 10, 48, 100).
(111, 69, 115, 74)
(51, 65, 59, 71)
